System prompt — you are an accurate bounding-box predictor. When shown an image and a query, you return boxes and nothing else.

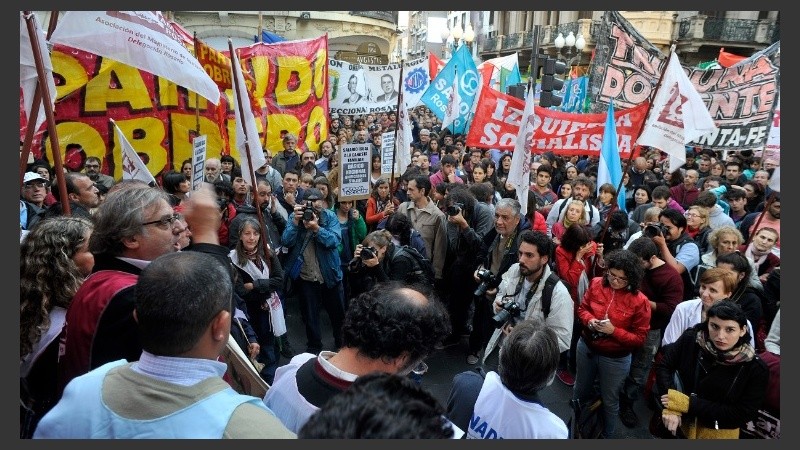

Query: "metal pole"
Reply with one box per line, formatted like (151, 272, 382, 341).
(529, 25, 541, 92)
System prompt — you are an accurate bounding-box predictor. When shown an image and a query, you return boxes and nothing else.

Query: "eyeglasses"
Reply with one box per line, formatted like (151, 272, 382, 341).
(685, 212, 701, 218)
(24, 181, 48, 189)
(141, 213, 180, 228)
(606, 273, 629, 284)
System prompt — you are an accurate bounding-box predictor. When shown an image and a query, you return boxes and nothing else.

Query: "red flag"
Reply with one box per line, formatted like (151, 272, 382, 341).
(429, 52, 445, 80)
(718, 47, 746, 68)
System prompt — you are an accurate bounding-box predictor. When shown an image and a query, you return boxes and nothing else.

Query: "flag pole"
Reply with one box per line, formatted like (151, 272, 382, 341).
(595, 42, 676, 253)
(23, 11, 70, 216)
(21, 10, 59, 185)
(192, 32, 201, 137)
(229, 40, 269, 257)
(389, 61, 405, 193)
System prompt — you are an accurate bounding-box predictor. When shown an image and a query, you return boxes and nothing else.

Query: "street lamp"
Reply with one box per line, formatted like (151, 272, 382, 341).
(554, 31, 586, 68)
(441, 23, 475, 59)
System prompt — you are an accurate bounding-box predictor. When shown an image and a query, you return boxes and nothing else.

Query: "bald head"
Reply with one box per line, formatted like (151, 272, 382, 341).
(634, 157, 648, 171)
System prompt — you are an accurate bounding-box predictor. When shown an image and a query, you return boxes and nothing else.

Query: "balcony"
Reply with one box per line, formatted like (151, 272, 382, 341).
(678, 16, 779, 45)
(502, 32, 523, 50)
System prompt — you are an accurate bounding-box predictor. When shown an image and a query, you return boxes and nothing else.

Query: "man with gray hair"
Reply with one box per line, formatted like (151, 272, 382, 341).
(271, 133, 300, 177)
(203, 157, 230, 184)
(55, 185, 247, 395)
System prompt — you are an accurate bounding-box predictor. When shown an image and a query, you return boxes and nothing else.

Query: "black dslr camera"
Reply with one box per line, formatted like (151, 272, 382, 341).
(302, 200, 316, 222)
(474, 268, 498, 297)
(446, 202, 464, 216)
(360, 246, 377, 260)
(643, 223, 668, 238)
(492, 301, 522, 328)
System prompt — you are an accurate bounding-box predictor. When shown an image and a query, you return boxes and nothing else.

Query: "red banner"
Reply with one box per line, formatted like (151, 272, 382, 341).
(32, 45, 228, 180)
(233, 36, 329, 154)
(466, 87, 649, 157)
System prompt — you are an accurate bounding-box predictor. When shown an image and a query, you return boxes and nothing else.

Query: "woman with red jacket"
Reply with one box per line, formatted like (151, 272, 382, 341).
(572, 249, 651, 438)
(365, 179, 398, 232)
(555, 223, 604, 383)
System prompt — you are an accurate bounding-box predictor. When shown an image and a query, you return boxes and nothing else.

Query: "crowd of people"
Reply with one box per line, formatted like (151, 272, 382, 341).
(20, 105, 780, 439)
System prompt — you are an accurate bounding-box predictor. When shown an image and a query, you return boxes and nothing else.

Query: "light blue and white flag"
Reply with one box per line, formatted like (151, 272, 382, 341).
(598, 100, 625, 212)
(420, 45, 479, 135)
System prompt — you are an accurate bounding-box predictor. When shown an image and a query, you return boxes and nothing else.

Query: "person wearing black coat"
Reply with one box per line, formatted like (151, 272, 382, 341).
(654, 302, 768, 438)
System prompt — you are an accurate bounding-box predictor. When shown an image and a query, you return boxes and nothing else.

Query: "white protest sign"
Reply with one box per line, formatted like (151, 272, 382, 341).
(191, 135, 207, 191)
(339, 143, 372, 201)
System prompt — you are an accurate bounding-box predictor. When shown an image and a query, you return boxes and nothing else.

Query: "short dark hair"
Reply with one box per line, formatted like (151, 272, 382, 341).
(518, 230, 553, 262)
(723, 188, 746, 201)
(536, 164, 552, 177)
(498, 319, 560, 396)
(651, 185, 671, 200)
(220, 154, 237, 165)
(298, 372, 452, 439)
(135, 252, 232, 355)
(440, 154, 457, 167)
(628, 237, 659, 262)
(572, 175, 593, 192)
(659, 207, 687, 229)
(703, 302, 751, 347)
(409, 174, 432, 197)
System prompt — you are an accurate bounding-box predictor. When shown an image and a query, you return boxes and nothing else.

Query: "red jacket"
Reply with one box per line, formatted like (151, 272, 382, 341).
(555, 243, 597, 305)
(577, 277, 651, 356)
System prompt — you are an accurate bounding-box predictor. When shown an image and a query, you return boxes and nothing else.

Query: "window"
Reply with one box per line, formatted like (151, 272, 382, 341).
(489, 11, 494, 26)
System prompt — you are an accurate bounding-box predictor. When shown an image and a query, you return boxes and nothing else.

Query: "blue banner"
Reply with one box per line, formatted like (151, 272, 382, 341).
(420, 45, 479, 135)
(559, 76, 589, 113)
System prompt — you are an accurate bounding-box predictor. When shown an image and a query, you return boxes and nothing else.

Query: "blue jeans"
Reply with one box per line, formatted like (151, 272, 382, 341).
(620, 328, 662, 405)
(295, 279, 345, 353)
(573, 338, 632, 438)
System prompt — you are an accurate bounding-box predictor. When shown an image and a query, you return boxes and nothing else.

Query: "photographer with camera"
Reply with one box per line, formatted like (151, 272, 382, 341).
(481, 231, 573, 370)
(651, 208, 701, 301)
(281, 188, 344, 355)
(347, 230, 423, 298)
(465, 198, 527, 365)
(437, 187, 488, 350)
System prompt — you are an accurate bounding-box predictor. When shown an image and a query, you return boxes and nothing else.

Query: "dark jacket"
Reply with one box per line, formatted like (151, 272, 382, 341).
(655, 325, 769, 430)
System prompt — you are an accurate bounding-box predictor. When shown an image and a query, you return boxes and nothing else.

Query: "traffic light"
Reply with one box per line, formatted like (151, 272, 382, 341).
(540, 57, 566, 108)
(507, 83, 527, 100)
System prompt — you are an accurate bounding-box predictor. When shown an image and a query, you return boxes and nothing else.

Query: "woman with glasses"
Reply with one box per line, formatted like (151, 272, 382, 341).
(684, 205, 712, 256)
(573, 249, 650, 438)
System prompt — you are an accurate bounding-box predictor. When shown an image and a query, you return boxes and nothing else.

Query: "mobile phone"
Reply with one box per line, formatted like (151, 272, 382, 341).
(597, 319, 610, 325)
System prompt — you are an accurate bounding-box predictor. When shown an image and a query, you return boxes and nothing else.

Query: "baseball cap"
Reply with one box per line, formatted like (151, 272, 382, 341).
(23, 172, 48, 185)
(304, 188, 323, 201)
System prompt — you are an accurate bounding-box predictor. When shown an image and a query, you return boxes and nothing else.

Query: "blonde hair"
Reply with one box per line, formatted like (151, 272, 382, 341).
(687, 205, 710, 229)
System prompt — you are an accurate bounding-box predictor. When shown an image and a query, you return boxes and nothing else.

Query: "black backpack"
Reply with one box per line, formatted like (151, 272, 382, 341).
(540, 272, 561, 319)
(392, 245, 435, 286)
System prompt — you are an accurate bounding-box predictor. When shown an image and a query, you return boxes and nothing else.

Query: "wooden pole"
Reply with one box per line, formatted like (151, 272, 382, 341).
(23, 11, 70, 216)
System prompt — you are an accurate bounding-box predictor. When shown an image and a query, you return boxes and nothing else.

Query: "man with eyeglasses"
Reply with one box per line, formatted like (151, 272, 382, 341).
(83, 156, 116, 191)
(56, 184, 262, 395)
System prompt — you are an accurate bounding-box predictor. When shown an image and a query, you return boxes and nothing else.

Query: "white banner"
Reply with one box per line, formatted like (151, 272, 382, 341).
(328, 59, 401, 115)
(400, 57, 430, 110)
(19, 12, 56, 133)
(380, 131, 395, 176)
(50, 11, 220, 104)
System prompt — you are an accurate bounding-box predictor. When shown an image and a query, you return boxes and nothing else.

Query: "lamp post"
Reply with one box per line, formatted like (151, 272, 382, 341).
(441, 23, 475, 59)
(553, 31, 586, 69)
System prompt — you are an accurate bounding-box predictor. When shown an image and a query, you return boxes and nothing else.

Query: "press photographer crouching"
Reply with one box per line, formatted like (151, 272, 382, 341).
(480, 230, 573, 370)
(347, 230, 424, 298)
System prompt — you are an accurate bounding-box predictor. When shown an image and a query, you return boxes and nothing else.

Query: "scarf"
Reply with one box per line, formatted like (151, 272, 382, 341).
(696, 328, 756, 365)
(744, 243, 769, 272)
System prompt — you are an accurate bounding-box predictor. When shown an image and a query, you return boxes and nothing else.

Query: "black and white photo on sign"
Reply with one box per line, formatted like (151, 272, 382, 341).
(328, 59, 402, 115)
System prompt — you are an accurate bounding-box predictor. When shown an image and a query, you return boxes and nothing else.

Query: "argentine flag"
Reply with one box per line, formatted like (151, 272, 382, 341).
(597, 100, 625, 212)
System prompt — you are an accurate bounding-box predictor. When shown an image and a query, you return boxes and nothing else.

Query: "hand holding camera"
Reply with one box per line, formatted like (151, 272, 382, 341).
(474, 268, 499, 297)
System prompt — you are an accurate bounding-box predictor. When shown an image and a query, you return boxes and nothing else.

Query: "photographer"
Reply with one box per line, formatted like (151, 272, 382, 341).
(465, 198, 527, 365)
(651, 208, 701, 301)
(481, 231, 573, 370)
(281, 188, 344, 355)
(438, 187, 488, 350)
(346, 229, 420, 296)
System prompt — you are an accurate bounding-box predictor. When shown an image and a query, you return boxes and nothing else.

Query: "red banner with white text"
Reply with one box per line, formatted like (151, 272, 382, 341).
(466, 87, 649, 157)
